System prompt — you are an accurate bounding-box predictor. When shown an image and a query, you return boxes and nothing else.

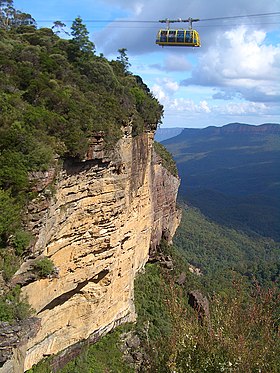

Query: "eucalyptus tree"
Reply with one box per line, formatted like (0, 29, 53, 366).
(0, 0, 35, 29)
(117, 48, 131, 74)
(52, 20, 69, 36)
(0, 0, 14, 29)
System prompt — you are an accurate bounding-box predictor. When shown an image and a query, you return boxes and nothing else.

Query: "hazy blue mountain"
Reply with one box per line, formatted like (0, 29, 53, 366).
(155, 127, 184, 142)
(162, 123, 280, 241)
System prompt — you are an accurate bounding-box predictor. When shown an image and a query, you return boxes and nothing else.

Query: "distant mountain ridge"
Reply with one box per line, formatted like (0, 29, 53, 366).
(180, 123, 280, 135)
(162, 122, 280, 241)
(156, 123, 280, 143)
(216, 122, 280, 133)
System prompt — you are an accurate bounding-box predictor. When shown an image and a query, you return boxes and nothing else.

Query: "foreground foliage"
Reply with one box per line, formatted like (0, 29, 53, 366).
(135, 262, 279, 372)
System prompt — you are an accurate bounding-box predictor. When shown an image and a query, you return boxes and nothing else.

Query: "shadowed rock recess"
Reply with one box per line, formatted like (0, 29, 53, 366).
(1, 130, 180, 372)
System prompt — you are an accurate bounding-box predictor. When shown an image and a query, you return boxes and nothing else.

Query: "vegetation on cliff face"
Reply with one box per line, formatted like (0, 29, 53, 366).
(153, 141, 178, 177)
(0, 284, 32, 323)
(0, 0, 163, 322)
(28, 325, 134, 373)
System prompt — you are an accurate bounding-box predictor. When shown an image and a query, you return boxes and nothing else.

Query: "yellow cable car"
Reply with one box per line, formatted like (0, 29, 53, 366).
(156, 29, 200, 47)
(156, 17, 201, 47)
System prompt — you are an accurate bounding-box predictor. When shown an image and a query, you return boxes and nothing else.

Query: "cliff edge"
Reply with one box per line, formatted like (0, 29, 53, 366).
(1, 130, 180, 372)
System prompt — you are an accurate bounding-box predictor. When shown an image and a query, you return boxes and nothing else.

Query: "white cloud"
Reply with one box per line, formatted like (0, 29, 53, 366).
(182, 26, 280, 102)
(159, 54, 192, 72)
(213, 102, 267, 115)
(153, 84, 269, 116)
(152, 84, 167, 101)
(164, 78, 179, 92)
(169, 98, 196, 112)
(168, 99, 265, 116)
(200, 100, 211, 113)
(152, 94, 212, 115)
(152, 77, 179, 95)
(133, 2, 144, 16)
(220, 27, 278, 80)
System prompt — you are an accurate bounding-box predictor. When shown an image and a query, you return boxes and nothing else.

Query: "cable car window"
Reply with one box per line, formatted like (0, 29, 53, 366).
(160, 30, 167, 42)
(168, 30, 176, 42)
(186, 31, 192, 43)
(177, 30, 184, 42)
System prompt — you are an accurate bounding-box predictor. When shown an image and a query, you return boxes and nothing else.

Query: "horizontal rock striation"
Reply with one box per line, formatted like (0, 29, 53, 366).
(2, 131, 180, 372)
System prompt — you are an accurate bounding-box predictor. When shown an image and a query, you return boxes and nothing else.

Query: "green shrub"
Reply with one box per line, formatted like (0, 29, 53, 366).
(0, 250, 21, 281)
(169, 284, 280, 373)
(135, 263, 173, 342)
(11, 229, 32, 256)
(33, 258, 54, 278)
(0, 299, 14, 322)
(0, 150, 29, 194)
(153, 141, 178, 177)
(0, 285, 33, 322)
(27, 358, 52, 373)
(0, 189, 20, 241)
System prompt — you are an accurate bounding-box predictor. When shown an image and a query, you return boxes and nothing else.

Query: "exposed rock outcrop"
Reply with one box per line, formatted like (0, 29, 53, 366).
(188, 290, 210, 324)
(176, 272, 187, 285)
(1, 131, 180, 372)
(121, 331, 148, 371)
(0, 318, 40, 373)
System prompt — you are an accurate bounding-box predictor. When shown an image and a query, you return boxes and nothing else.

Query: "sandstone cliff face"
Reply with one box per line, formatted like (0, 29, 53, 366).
(2, 131, 180, 372)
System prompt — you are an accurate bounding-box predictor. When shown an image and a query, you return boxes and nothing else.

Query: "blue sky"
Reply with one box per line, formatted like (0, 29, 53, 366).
(13, 0, 280, 128)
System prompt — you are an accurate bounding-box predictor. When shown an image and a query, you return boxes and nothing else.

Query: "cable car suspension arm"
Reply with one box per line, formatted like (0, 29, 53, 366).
(159, 17, 200, 30)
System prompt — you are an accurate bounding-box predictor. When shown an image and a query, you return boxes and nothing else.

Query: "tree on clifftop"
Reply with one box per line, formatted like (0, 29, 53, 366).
(0, 0, 14, 29)
(52, 20, 69, 36)
(71, 16, 95, 57)
(0, 0, 35, 29)
(117, 48, 131, 74)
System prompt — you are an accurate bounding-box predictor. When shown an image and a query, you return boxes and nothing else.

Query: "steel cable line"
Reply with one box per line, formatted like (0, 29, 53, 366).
(35, 11, 280, 24)
(84, 22, 280, 30)
(199, 11, 280, 22)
